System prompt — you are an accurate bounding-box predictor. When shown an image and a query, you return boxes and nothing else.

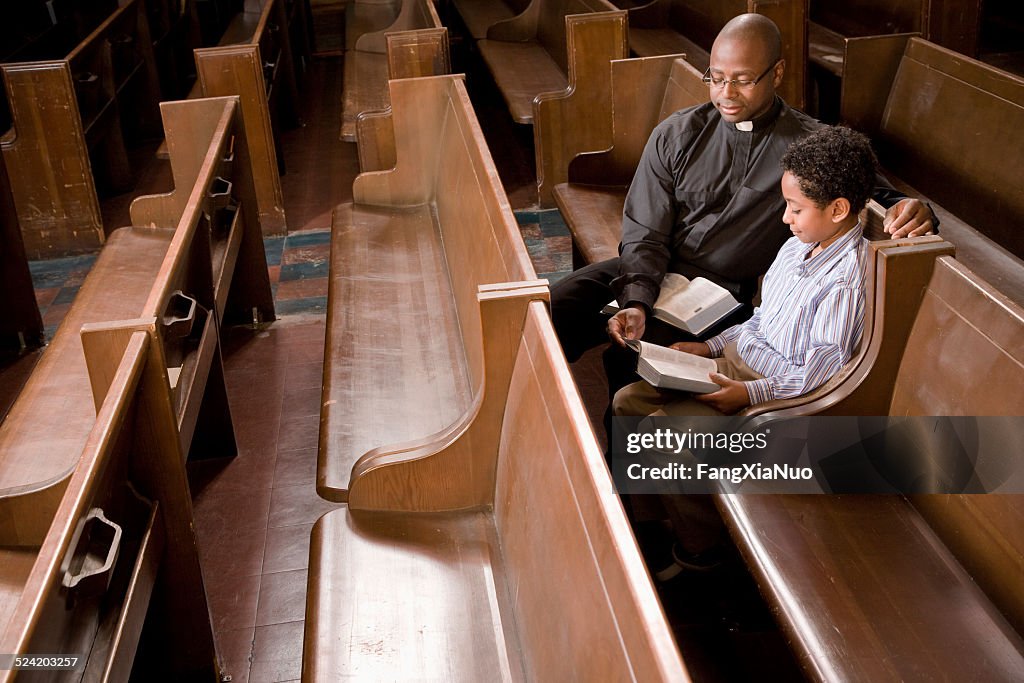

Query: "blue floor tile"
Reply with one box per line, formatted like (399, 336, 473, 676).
(275, 296, 327, 316)
(279, 261, 329, 281)
(284, 230, 332, 248)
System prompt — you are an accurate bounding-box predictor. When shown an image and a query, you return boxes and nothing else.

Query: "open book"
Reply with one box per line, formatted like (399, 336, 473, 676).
(604, 273, 742, 336)
(625, 340, 719, 393)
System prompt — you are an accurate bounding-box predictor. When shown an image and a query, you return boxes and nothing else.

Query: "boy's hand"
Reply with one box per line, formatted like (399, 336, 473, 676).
(670, 341, 712, 357)
(695, 373, 751, 415)
(884, 198, 934, 238)
(607, 306, 646, 347)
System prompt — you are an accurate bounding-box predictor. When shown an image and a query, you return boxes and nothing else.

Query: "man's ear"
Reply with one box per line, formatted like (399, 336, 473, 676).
(830, 197, 851, 222)
(772, 59, 786, 88)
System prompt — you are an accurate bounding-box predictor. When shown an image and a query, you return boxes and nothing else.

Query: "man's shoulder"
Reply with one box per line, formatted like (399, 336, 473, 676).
(653, 101, 719, 137)
(774, 102, 822, 140)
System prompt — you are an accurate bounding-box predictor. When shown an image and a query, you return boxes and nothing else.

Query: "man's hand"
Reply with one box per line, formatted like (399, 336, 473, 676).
(607, 306, 646, 347)
(884, 198, 934, 238)
(670, 341, 712, 357)
(694, 373, 751, 415)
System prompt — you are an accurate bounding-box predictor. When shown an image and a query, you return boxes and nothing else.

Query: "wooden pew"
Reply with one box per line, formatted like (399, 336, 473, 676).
(0, 95, 273, 554)
(622, 0, 807, 110)
(159, 0, 304, 235)
(477, 0, 625, 125)
(449, 0, 531, 40)
(304, 298, 691, 681)
(0, 326, 218, 681)
(318, 74, 537, 503)
(354, 30, 452, 171)
(839, 36, 1024, 305)
(0, 155, 43, 358)
(0, 0, 163, 257)
(145, 0, 204, 99)
(554, 54, 705, 265)
(340, 0, 448, 142)
(715, 253, 1024, 680)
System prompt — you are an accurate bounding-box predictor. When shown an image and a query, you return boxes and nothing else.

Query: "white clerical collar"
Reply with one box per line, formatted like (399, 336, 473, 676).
(736, 120, 753, 132)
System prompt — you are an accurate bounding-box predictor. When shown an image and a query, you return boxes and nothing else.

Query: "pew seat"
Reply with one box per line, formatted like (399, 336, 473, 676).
(553, 55, 704, 264)
(475, 0, 621, 125)
(319, 75, 535, 503)
(718, 255, 1024, 679)
(304, 302, 689, 681)
(553, 183, 624, 265)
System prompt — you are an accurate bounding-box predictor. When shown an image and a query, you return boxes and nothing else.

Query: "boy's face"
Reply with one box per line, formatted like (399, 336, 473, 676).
(781, 171, 846, 248)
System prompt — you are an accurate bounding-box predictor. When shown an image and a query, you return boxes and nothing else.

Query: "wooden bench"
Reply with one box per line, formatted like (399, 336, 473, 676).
(1, 0, 163, 257)
(354, 30, 453, 171)
(0, 94, 273, 551)
(304, 297, 691, 681)
(340, 0, 448, 142)
(622, 0, 806, 110)
(554, 54, 705, 265)
(156, 0, 304, 235)
(449, 0, 531, 40)
(715, 253, 1024, 679)
(318, 74, 537, 503)
(0, 155, 43, 358)
(477, 0, 624, 125)
(0, 326, 218, 681)
(839, 36, 1024, 305)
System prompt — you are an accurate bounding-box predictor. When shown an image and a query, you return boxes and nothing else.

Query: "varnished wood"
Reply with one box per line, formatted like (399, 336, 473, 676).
(0, 326, 218, 681)
(451, 0, 531, 40)
(0, 0, 163, 257)
(533, 11, 628, 207)
(305, 302, 690, 681)
(341, 0, 447, 142)
(623, 0, 807, 109)
(841, 37, 1024, 304)
(319, 75, 536, 502)
(478, 0, 622, 125)
(719, 255, 1024, 680)
(554, 55, 704, 263)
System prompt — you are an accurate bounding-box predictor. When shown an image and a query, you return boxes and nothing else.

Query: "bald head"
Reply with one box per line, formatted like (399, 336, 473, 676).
(714, 13, 782, 65)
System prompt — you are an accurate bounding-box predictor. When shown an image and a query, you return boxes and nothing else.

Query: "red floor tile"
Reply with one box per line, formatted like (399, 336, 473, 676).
(256, 569, 309, 626)
(262, 523, 314, 575)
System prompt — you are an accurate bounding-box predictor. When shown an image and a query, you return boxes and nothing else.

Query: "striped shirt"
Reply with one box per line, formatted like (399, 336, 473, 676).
(705, 226, 868, 404)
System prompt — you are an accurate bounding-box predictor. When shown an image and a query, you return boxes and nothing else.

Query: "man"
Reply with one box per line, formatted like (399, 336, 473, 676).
(551, 14, 934, 407)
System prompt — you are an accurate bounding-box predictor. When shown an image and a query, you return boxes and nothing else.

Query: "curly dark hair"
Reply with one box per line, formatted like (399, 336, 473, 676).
(781, 125, 878, 213)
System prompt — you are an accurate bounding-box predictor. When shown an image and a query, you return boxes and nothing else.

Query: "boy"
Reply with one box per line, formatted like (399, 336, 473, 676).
(615, 125, 878, 577)
(614, 125, 877, 418)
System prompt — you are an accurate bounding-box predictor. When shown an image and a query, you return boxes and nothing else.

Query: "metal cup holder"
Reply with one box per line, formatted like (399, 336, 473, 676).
(207, 176, 238, 237)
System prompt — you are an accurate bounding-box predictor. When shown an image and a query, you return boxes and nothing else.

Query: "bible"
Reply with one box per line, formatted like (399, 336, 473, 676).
(603, 273, 741, 336)
(625, 340, 719, 393)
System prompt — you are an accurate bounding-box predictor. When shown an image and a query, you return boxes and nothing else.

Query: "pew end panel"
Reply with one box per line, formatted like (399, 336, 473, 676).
(533, 10, 629, 207)
(837, 32, 916, 134)
(0, 61, 105, 258)
(304, 300, 691, 681)
(0, 324, 219, 681)
(195, 43, 288, 236)
(131, 95, 276, 326)
(345, 24, 450, 147)
(354, 0, 445, 53)
(450, 0, 531, 41)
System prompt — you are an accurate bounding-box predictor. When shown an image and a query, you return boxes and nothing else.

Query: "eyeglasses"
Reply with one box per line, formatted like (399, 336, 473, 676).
(702, 61, 779, 90)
